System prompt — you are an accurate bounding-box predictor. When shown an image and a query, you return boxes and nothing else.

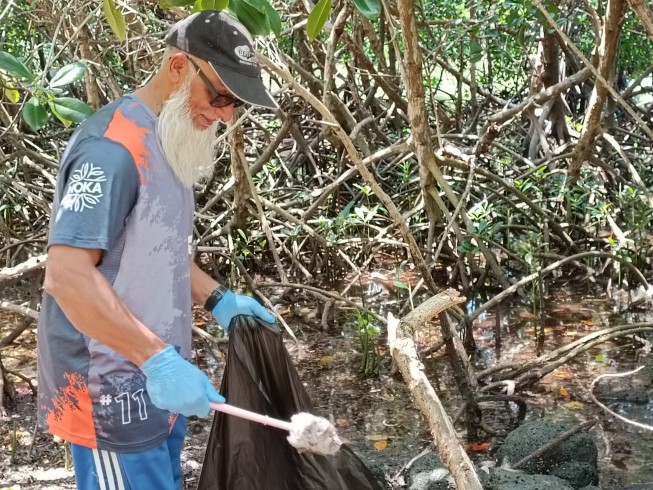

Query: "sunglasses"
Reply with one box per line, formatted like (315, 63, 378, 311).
(186, 56, 244, 108)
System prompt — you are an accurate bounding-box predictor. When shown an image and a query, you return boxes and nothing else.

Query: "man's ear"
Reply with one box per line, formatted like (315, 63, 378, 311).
(167, 53, 188, 87)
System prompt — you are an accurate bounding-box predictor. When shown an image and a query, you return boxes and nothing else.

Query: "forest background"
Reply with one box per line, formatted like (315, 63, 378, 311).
(2, 0, 653, 488)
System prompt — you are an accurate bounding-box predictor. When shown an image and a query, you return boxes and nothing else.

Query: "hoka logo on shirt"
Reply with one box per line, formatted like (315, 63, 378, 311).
(61, 163, 106, 212)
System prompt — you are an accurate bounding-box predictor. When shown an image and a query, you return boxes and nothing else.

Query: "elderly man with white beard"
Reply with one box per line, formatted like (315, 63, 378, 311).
(36, 11, 277, 490)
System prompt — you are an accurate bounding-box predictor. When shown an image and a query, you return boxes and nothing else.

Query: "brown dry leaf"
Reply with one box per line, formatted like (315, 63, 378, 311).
(318, 356, 334, 366)
(374, 440, 388, 451)
(380, 393, 395, 401)
(564, 401, 584, 410)
(559, 386, 570, 398)
(336, 418, 349, 427)
(553, 369, 573, 379)
(580, 319, 594, 326)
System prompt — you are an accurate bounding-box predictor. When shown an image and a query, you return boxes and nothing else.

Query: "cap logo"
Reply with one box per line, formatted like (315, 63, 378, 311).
(234, 45, 257, 66)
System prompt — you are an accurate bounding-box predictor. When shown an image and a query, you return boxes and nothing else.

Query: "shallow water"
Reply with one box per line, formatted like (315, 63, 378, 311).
(312, 272, 653, 487)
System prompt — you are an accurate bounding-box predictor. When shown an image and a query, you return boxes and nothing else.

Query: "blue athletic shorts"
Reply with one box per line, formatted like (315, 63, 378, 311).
(70, 415, 186, 490)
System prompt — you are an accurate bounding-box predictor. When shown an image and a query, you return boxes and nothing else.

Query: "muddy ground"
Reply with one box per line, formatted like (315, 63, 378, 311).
(3, 283, 653, 489)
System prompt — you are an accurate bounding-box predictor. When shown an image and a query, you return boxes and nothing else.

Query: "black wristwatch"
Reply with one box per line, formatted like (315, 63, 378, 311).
(204, 285, 229, 312)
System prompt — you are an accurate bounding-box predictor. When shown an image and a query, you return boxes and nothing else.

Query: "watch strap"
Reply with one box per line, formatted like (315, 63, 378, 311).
(204, 285, 229, 312)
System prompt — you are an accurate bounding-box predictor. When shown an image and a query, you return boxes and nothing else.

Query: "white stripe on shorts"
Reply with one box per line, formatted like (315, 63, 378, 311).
(109, 451, 126, 490)
(91, 448, 108, 490)
(91, 447, 127, 490)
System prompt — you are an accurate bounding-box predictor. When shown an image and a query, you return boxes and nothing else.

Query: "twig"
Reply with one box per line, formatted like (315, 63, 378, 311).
(257, 281, 388, 324)
(590, 366, 653, 431)
(192, 325, 228, 345)
(5, 368, 37, 397)
(480, 324, 653, 391)
(0, 301, 39, 320)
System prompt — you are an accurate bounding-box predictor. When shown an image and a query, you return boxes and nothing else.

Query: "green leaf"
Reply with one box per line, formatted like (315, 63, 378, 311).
(0, 51, 35, 80)
(230, 0, 271, 36)
(50, 97, 94, 123)
(470, 40, 483, 64)
(194, 0, 229, 9)
(50, 104, 73, 128)
(265, 2, 282, 37)
(103, 0, 126, 41)
(242, 0, 267, 14)
(49, 62, 88, 88)
(517, 24, 527, 46)
(353, 0, 381, 20)
(2, 86, 20, 103)
(23, 97, 48, 131)
(307, 0, 331, 42)
(595, 352, 605, 363)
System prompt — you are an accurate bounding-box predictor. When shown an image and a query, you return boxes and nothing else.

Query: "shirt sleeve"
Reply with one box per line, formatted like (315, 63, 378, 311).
(49, 136, 140, 251)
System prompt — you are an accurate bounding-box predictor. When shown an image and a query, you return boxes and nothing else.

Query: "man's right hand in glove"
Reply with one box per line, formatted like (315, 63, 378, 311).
(140, 345, 225, 417)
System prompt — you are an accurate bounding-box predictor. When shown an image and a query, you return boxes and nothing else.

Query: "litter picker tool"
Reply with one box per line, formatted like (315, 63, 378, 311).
(210, 402, 342, 456)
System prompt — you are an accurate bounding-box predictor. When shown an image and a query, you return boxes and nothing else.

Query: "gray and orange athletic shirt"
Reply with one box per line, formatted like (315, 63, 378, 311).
(37, 95, 194, 452)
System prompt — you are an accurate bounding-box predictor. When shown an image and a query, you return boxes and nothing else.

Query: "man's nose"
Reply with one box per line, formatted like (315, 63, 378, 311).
(209, 104, 235, 123)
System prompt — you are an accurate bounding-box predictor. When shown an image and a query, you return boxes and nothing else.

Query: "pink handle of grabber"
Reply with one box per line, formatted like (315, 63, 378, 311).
(210, 402, 293, 432)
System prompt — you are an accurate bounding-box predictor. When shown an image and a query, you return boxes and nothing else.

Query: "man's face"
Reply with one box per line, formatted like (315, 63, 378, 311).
(157, 72, 221, 187)
(185, 56, 238, 129)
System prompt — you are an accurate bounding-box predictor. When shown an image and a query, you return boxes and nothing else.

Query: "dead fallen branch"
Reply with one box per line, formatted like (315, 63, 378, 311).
(388, 289, 483, 490)
(0, 254, 47, 290)
(0, 300, 39, 320)
(478, 322, 653, 391)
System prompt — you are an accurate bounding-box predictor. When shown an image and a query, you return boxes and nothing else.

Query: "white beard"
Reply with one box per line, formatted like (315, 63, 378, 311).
(158, 77, 219, 188)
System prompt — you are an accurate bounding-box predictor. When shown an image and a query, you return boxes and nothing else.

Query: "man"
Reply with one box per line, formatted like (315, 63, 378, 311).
(37, 10, 277, 490)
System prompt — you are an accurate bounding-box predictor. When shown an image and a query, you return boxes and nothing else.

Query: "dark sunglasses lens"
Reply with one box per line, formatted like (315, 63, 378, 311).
(211, 95, 245, 108)
(211, 96, 230, 108)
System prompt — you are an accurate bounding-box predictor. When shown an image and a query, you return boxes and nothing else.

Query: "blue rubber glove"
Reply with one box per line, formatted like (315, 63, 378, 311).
(212, 290, 276, 331)
(140, 345, 225, 417)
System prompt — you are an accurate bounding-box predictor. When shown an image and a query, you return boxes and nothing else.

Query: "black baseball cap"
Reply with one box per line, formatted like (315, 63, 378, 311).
(165, 10, 278, 109)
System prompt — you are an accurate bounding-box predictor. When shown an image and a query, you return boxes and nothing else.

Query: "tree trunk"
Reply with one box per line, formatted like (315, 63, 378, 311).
(468, 0, 478, 116)
(395, 0, 442, 236)
(526, 6, 570, 158)
(230, 121, 250, 230)
(394, 0, 512, 289)
(628, 0, 653, 40)
(569, 0, 627, 184)
(0, 350, 17, 417)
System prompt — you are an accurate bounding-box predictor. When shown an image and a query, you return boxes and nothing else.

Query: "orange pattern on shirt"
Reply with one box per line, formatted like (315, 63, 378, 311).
(103, 108, 152, 184)
(45, 372, 97, 448)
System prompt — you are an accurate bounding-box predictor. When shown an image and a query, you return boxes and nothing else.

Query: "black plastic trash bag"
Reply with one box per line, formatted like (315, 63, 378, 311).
(197, 315, 383, 490)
